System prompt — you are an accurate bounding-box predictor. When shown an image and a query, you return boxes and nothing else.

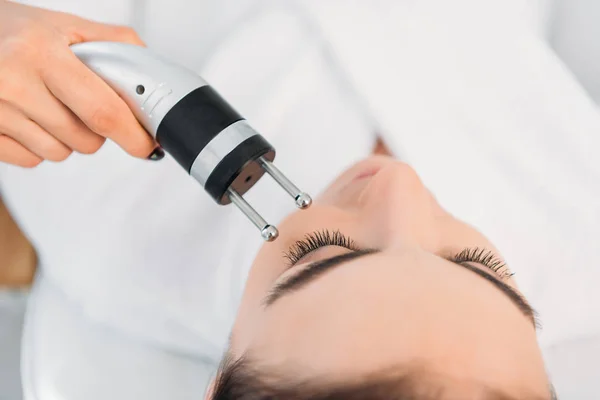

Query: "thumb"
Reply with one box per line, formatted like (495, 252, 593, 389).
(64, 17, 146, 46)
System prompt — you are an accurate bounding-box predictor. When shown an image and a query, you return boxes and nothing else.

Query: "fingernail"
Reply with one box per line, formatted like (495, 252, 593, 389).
(147, 147, 165, 161)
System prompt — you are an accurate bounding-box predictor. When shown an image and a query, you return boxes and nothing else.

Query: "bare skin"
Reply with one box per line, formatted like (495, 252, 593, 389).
(0, 198, 36, 287)
(0, 1, 157, 168)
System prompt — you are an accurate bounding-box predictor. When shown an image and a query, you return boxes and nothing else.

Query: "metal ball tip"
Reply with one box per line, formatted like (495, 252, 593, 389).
(295, 193, 312, 209)
(261, 225, 279, 242)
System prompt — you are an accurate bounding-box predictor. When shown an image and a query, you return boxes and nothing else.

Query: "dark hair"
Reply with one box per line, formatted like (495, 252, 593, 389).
(210, 355, 553, 400)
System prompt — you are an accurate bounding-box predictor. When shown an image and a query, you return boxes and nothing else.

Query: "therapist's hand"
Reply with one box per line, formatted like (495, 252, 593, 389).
(0, 1, 161, 168)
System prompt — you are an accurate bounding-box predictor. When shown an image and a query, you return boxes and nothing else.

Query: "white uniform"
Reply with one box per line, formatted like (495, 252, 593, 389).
(1, 1, 599, 399)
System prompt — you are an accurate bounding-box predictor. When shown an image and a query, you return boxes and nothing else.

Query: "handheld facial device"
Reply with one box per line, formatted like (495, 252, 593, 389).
(71, 42, 311, 241)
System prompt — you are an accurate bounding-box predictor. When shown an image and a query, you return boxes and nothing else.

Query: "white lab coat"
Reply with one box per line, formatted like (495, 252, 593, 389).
(1, 1, 599, 399)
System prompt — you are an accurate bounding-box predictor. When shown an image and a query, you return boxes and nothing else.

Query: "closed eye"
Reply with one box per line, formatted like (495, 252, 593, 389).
(276, 233, 538, 328)
(268, 247, 539, 329)
(283, 229, 359, 266)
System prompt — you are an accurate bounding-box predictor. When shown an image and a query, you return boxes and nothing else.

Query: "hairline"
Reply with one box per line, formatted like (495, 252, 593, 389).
(210, 352, 552, 400)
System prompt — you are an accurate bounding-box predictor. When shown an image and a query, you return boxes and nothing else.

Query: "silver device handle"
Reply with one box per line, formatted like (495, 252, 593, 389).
(71, 41, 207, 137)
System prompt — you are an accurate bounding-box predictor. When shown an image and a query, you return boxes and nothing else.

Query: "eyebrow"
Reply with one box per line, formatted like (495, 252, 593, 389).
(264, 249, 538, 328)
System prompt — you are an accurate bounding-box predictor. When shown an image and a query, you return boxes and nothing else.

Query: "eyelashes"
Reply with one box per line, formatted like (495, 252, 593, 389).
(283, 230, 513, 281)
(283, 229, 359, 266)
(450, 247, 514, 279)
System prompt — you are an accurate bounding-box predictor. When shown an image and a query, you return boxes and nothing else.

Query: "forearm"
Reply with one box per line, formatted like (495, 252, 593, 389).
(0, 198, 37, 287)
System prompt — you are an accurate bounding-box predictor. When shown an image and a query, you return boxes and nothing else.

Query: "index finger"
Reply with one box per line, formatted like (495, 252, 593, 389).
(41, 45, 157, 158)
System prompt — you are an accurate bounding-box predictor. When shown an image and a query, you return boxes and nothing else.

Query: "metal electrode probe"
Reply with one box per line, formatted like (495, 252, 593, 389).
(72, 42, 311, 240)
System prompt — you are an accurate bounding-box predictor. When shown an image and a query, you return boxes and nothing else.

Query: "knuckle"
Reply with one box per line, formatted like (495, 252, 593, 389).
(0, 71, 24, 100)
(0, 35, 54, 100)
(13, 17, 44, 38)
(0, 24, 49, 60)
(114, 26, 141, 43)
(0, 39, 35, 61)
(86, 103, 122, 134)
(0, 59, 23, 100)
(0, 74, 11, 99)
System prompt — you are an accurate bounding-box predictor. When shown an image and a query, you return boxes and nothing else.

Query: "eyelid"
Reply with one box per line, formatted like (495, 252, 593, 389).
(447, 247, 514, 280)
(283, 229, 360, 266)
(290, 246, 355, 267)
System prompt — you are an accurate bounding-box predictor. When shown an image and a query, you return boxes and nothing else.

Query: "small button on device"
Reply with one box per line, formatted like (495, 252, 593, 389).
(141, 83, 173, 117)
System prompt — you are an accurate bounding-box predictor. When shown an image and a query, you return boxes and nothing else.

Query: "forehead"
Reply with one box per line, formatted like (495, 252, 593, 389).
(248, 250, 542, 384)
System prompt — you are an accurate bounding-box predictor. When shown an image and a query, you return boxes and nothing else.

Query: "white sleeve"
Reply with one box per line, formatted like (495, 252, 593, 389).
(21, 274, 217, 400)
(0, 289, 28, 400)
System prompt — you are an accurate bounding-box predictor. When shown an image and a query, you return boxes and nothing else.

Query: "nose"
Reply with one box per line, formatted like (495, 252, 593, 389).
(358, 162, 441, 249)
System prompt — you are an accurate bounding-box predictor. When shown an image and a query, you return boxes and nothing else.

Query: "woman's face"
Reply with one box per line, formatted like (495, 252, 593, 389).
(227, 156, 550, 396)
